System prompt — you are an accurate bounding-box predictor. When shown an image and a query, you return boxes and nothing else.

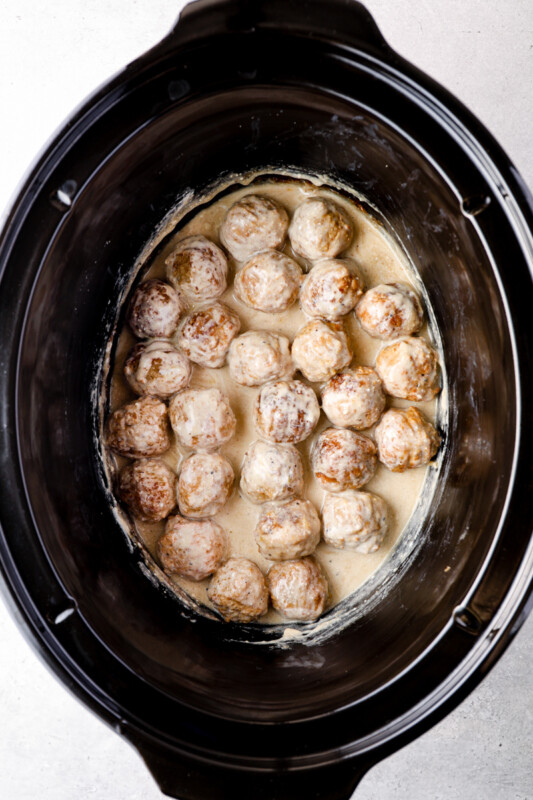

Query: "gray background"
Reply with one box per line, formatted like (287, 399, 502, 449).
(0, 1, 531, 798)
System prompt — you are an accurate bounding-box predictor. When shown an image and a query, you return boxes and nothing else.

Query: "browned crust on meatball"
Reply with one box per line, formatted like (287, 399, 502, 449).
(157, 515, 227, 581)
(107, 395, 171, 459)
(208, 557, 269, 622)
(127, 279, 185, 339)
(177, 302, 241, 368)
(267, 557, 328, 621)
(375, 406, 441, 472)
(321, 367, 386, 429)
(117, 458, 177, 521)
(312, 427, 377, 491)
(254, 380, 320, 443)
(220, 195, 289, 260)
(165, 235, 227, 301)
(177, 453, 234, 518)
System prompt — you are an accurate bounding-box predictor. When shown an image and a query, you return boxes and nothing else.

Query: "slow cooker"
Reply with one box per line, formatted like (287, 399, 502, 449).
(0, 1, 532, 798)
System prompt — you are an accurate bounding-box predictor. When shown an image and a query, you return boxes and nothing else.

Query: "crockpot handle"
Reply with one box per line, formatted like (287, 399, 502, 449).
(164, 0, 391, 55)
(126, 728, 371, 800)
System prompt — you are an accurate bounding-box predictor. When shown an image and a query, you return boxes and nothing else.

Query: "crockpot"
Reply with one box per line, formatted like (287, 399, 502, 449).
(0, 1, 532, 798)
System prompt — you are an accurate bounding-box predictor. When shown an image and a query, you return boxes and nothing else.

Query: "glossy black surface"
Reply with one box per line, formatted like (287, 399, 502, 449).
(0, 1, 532, 798)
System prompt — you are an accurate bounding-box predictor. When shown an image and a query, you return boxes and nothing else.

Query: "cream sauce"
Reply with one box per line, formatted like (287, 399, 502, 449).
(107, 177, 439, 625)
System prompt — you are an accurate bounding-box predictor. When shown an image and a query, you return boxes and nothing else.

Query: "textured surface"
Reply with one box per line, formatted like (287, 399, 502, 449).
(0, 1, 531, 798)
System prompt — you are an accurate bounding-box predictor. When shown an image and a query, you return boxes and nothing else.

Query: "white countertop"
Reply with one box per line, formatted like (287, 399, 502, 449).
(0, 2, 532, 798)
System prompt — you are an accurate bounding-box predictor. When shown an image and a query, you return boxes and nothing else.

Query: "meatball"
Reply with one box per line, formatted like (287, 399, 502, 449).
(157, 515, 227, 581)
(178, 453, 234, 519)
(267, 557, 328, 621)
(322, 492, 388, 553)
(169, 388, 236, 450)
(228, 331, 294, 387)
(291, 320, 352, 383)
(107, 395, 170, 458)
(165, 234, 228, 302)
(177, 302, 241, 368)
(355, 283, 423, 340)
(289, 197, 352, 260)
(234, 250, 302, 313)
(255, 499, 321, 561)
(127, 279, 186, 339)
(220, 194, 289, 261)
(240, 440, 304, 504)
(375, 336, 440, 401)
(254, 380, 320, 443)
(208, 557, 269, 622)
(117, 458, 177, 522)
(375, 406, 441, 472)
(123, 340, 191, 398)
(321, 367, 386, 430)
(312, 427, 377, 491)
(300, 258, 364, 320)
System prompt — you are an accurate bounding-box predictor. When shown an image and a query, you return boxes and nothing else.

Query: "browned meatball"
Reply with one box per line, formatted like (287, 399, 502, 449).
(178, 453, 234, 519)
(322, 491, 388, 553)
(157, 515, 227, 581)
(177, 302, 241, 368)
(312, 427, 377, 491)
(123, 340, 191, 398)
(355, 283, 423, 340)
(127, 279, 186, 340)
(300, 258, 364, 320)
(169, 388, 236, 451)
(228, 331, 294, 386)
(375, 336, 440, 401)
(267, 557, 328, 621)
(234, 250, 302, 313)
(220, 194, 289, 261)
(291, 320, 352, 383)
(254, 380, 320, 443)
(255, 499, 321, 561)
(321, 367, 386, 430)
(117, 458, 177, 521)
(208, 557, 269, 622)
(240, 441, 304, 504)
(107, 395, 170, 458)
(375, 407, 441, 472)
(289, 197, 352, 260)
(165, 234, 228, 302)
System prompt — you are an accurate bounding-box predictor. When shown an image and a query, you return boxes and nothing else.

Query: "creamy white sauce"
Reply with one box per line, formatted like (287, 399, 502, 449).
(106, 176, 441, 628)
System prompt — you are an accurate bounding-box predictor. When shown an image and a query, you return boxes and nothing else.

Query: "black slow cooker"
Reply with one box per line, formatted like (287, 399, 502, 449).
(0, 1, 532, 798)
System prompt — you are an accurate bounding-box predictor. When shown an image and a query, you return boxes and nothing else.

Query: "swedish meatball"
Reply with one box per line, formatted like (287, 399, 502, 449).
(177, 302, 240, 368)
(322, 492, 388, 553)
(375, 406, 441, 472)
(165, 234, 228, 302)
(208, 557, 269, 622)
(355, 283, 423, 340)
(267, 557, 328, 621)
(234, 250, 302, 313)
(117, 458, 176, 522)
(300, 258, 364, 320)
(220, 194, 289, 261)
(291, 320, 352, 383)
(312, 427, 377, 491)
(169, 388, 236, 450)
(240, 440, 304, 504)
(254, 380, 320, 443)
(321, 367, 385, 430)
(376, 336, 440, 401)
(289, 197, 352, 260)
(157, 515, 227, 581)
(127, 279, 186, 339)
(107, 395, 170, 458)
(123, 340, 191, 397)
(255, 499, 321, 561)
(228, 331, 294, 386)
(178, 453, 234, 519)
